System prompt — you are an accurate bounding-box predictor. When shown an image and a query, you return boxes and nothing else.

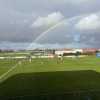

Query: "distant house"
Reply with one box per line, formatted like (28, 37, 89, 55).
(82, 48, 97, 55)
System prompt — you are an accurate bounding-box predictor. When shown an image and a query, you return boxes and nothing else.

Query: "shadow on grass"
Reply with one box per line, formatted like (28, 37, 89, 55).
(0, 70, 100, 99)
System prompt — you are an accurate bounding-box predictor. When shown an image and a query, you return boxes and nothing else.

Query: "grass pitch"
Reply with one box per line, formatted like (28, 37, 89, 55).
(0, 56, 100, 99)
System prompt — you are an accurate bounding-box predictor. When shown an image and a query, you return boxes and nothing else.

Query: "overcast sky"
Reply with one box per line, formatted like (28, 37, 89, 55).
(0, 0, 100, 49)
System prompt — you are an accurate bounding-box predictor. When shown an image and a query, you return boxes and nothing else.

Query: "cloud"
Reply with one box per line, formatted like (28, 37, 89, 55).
(0, 42, 90, 50)
(75, 14, 100, 31)
(0, 0, 100, 48)
(31, 12, 64, 28)
(69, 0, 95, 4)
(51, 0, 95, 5)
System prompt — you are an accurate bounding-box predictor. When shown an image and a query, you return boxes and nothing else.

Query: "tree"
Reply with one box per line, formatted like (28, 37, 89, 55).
(75, 51, 81, 58)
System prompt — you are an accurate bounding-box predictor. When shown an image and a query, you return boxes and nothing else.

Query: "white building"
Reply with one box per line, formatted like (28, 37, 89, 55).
(55, 49, 83, 56)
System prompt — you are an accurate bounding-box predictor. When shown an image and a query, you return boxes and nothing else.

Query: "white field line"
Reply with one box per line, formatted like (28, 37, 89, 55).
(0, 61, 22, 83)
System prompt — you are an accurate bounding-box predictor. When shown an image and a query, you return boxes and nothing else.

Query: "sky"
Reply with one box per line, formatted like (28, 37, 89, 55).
(0, 0, 100, 49)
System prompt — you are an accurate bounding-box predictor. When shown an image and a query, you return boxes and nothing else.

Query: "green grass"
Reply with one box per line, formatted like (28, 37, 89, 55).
(14, 57, 100, 73)
(0, 59, 18, 76)
(0, 56, 100, 99)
